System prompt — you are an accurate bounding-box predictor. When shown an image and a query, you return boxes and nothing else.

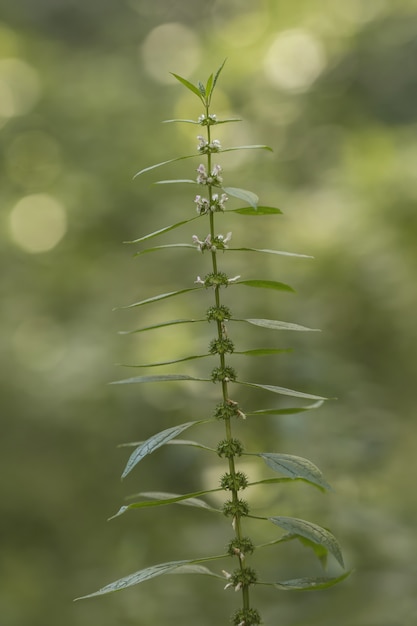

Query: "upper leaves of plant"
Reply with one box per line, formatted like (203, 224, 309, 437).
(255, 453, 331, 491)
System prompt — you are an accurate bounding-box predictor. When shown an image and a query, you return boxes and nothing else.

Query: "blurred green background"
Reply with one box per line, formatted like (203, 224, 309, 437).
(2, 0, 417, 624)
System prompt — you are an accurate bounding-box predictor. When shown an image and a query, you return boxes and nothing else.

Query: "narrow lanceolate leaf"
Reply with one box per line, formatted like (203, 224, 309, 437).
(125, 216, 200, 244)
(221, 145, 273, 153)
(119, 438, 215, 452)
(167, 564, 222, 578)
(247, 400, 324, 416)
(155, 179, 196, 185)
(119, 420, 205, 479)
(227, 247, 312, 259)
(121, 354, 209, 368)
(118, 318, 205, 335)
(269, 517, 344, 568)
(236, 279, 295, 293)
(134, 243, 195, 256)
(74, 560, 196, 600)
(229, 206, 282, 216)
(237, 381, 327, 401)
(109, 490, 221, 519)
(256, 453, 331, 491)
(171, 73, 203, 99)
(273, 571, 351, 591)
(117, 287, 201, 310)
(235, 348, 291, 357)
(238, 318, 320, 332)
(223, 187, 259, 208)
(133, 154, 198, 178)
(111, 374, 209, 386)
(205, 73, 214, 98)
(162, 118, 242, 125)
(213, 58, 227, 90)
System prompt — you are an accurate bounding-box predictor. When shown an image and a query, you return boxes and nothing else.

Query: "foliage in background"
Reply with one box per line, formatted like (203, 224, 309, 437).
(2, 2, 417, 625)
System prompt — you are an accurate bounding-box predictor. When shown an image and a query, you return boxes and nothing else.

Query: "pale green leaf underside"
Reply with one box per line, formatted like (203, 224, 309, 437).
(118, 287, 202, 310)
(269, 516, 344, 568)
(272, 571, 351, 591)
(256, 453, 331, 491)
(134, 243, 195, 256)
(119, 438, 215, 452)
(125, 216, 200, 244)
(155, 179, 196, 185)
(235, 348, 291, 356)
(247, 400, 324, 416)
(238, 318, 320, 332)
(237, 279, 295, 293)
(238, 381, 327, 401)
(122, 348, 289, 368)
(162, 118, 242, 125)
(223, 186, 258, 208)
(118, 319, 205, 335)
(120, 420, 206, 479)
(110, 374, 209, 386)
(121, 354, 209, 368)
(75, 556, 225, 600)
(228, 247, 312, 259)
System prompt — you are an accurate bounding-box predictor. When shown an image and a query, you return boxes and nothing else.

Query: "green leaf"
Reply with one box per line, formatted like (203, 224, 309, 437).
(212, 58, 227, 91)
(198, 80, 206, 96)
(74, 560, 197, 600)
(235, 348, 291, 357)
(162, 118, 200, 124)
(238, 318, 320, 332)
(221, 145, 273, 153)
(134, 243, 196, 257)
(269, 517, 344, 568)
(295, 535, 329, 567)
(227, 247, 312, 259)
(119, 420, 205, 479)
(205, 73, 214, 98)
(119, 438, 215, 452)
(111, 374, 208, 386)
(237, 381, 327, 401)
(109, 490, 221, 518)
(118, 319, 205, 335)
(133, 154, 198, 178)
(247, 400, 324, 416)
(223, 187, 259, 208)
(229, 206, 282, 216)
(272, 571, 351, 591)
(125, 216, 200, 244)
(256, 453, 331, 491)
(237, 279, 295, 293)
(167, 564, 221, 578)
(117, 287, 201, 310)
(171, 73, 203, 100)
(121, 354, 209, 368)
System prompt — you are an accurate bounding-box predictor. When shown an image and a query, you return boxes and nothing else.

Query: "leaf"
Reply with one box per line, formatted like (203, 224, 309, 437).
(125, 216, 200, 244)
(117, 287, 201, 310)
(119, 420, 205, 479)
(269, 517, 345, 568)
(221, 145, 273, 153)
(133, 154, 198, 178)
(168, 564, 221, 578)
(273, 571, 351, 591)
(205, 73, 214, 98)
(155, 179, 196, 185)
(111, 374, 208, 386)
(227, 247, 312, 259)
(223, 187, 259, 208)
(118, 318, 205, 335)
(256, 453, 331, 491)
(247, 400, 324, 416)
(134, 243, 196, 257)
(109, 490, 221, 518)
(171, 73, 203, 100)
(121, 354, 208, 368)
(229, 206, 282, 216)
(238, 318, 320, 332)
(119, 438, 215, 452)
(235, 348, 291, 357)
(198, 80, 206, 97)
(237, 381, 327, 401)
(74, 560, 196, 600)
(162, 118, 200, 124)
(236, 279, 295, 293)
(212, 58, 227, 91)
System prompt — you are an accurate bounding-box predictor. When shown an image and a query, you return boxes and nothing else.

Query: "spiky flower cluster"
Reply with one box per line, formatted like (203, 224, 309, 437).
(194, 192, 228, 215)
(197, 135, 221, 154)
(198, 113, 217, 126)
(196, 163, 223, 186)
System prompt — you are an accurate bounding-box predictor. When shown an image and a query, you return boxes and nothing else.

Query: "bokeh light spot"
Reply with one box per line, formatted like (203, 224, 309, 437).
(141, 23, 201, 84)
(9, 194, 67, 254)
(0, 58, 41, 118)
(263, 29, 326, 92)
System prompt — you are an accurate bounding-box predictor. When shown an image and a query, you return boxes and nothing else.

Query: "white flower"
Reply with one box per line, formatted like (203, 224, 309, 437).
(194, 276, 205, 285)
(227, 275, 241, 283)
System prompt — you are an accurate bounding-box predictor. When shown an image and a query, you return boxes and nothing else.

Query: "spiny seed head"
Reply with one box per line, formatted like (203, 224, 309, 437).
(209, 337, 235, 355)
(217, 438, 244, 458)
(214, 400, 243, 421)
(206, 305, 232, 322)
(211, 366, 237, 383)
(227, 537, 255, 558)
(221, 471, 248, 491)
(222, 498, 249, 518)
